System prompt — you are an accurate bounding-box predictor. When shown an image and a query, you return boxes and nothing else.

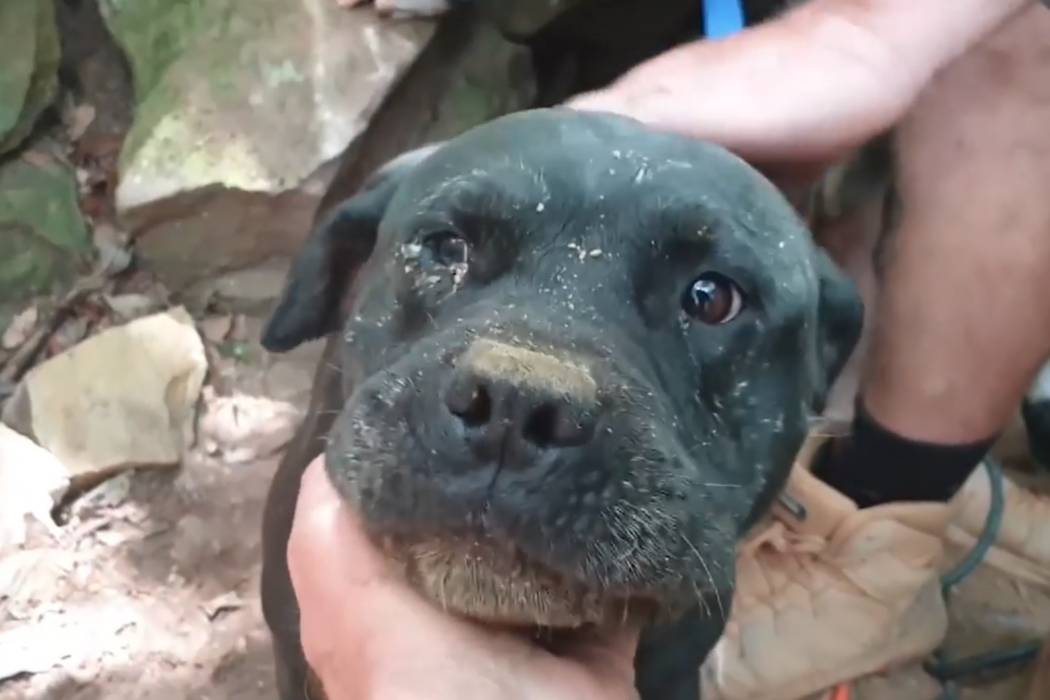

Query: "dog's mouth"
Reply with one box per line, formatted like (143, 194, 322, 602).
(371, 529, 666, 630)
(330, 422, 682, 631)
(328, 361, 729, 632)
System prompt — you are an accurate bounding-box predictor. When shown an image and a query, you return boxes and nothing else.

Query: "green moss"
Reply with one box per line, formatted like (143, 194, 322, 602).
(98, 0, 239, 100)
(0, 0, 60, 156)
(0, 158, 91, 302)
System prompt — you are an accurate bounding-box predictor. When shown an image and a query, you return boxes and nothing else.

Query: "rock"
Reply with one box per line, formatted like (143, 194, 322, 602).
(314, 9, 536, 215)
(340, 0, 453, 18)
(0, 157, 92, 304)
(0, 423, 68, 555)
(476, 0, 588, 39)
(203, 260, 290, 316)
(97, 0, 436, 290)
(0, 0, 61, 156)
(374, 0, 453, 18)
(1, 307, 208, 487)
(424, 20, 536, 141)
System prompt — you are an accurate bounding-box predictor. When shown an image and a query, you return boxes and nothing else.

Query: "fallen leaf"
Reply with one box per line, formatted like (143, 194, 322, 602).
(103, 293, 162, 321)
(375, 0, 451, 17)
(91, 221, 125, 248)
(201, 591, 246, 620)
(0, 602, 139, 682)
(20, 150, 55, 168)
(92, 222, 133, 276)
(217, 340, 256, 363)
(0, 548, 75, 620)
(1, 306, 39, 350)
(198, 390, 301, 464)
(74, 472, 132, 516)
(229, 314, 249, 343)
(0, 424, 69, 556)
(95, 241, 134, 277)
(45, 317, 90, 357)
(66, 104, 97, 142)
(199, 314, 233, 343)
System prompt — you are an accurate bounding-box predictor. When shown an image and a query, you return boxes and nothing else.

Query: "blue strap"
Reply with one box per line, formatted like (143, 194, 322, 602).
(702, 0, 746, 39)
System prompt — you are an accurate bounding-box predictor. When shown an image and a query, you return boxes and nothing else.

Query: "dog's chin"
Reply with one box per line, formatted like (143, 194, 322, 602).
(370, 533, 666, 630)
(327, 448, 674, 630)
(328, 399, 710, 631)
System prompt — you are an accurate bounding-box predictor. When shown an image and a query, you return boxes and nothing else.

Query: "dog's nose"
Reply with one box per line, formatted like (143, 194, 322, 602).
(443, 339, 599, 461)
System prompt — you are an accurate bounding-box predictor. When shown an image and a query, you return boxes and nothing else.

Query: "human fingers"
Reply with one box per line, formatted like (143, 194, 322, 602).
(288, 454, 390, 589)
(557, 627, 641, 695)
(290, 458, 640, 700)
(288, 457, 536, 662)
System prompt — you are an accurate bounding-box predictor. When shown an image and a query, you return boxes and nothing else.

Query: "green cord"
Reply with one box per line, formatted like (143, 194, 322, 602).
(920, 459, 1044, 698)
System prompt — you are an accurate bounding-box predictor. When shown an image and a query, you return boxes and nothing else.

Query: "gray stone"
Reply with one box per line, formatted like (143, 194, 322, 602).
(0, 0, 61, 156)
(1, 307, 208, 486)
(477, 0, 587, 39)
(0, 157, 91, 304)
(98, 0, 436, 290)
(315, 11, 536, 215)
(351, 0, 453, 19)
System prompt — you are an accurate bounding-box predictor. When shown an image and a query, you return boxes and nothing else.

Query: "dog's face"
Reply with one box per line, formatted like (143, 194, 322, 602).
(263, 109, 862, 630)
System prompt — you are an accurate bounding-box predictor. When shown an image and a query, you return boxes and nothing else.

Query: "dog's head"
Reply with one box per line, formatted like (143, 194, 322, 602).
(263, 109, 862, 630)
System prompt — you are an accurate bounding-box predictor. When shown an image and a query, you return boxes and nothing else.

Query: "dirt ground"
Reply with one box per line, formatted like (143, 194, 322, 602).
(0, 262, 323, 700)
(0, 259, 1047, 700)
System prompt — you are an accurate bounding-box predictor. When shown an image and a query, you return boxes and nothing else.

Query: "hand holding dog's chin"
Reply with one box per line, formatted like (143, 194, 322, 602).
(288, 456, 641, 700)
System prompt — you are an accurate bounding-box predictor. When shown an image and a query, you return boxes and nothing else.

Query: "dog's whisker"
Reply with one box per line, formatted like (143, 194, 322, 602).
(682, 533, 726, 624)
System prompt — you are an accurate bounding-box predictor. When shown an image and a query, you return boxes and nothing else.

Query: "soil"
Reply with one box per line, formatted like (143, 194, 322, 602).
(0, 293, 323, 700)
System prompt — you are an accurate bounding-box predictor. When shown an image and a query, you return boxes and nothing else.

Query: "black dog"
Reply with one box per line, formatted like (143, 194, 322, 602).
(259, 108, 863, 700)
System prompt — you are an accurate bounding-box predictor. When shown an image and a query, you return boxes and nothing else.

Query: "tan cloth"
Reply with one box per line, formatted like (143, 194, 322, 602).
(700, 430, 952, 700)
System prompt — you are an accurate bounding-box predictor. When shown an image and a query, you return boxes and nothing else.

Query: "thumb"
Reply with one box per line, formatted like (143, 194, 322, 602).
(557, 626, 641, 687)
(288, 456, 490, 646)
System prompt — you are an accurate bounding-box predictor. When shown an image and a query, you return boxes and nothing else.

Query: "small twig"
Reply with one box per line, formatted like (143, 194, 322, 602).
(0, 274, 109, 384)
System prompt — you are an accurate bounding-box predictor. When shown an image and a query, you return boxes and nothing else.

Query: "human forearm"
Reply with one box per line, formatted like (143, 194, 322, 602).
(568, 0, 1035, 160)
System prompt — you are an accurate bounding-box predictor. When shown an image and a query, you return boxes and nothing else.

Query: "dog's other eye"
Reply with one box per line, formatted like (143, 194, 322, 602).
(422, 231, 470, 267)
(681, 272, 745, 325)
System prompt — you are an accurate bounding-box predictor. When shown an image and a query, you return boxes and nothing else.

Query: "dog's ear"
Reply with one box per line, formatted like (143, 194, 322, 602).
(810, 247, 864, 413)
(261, 144, 443, 353)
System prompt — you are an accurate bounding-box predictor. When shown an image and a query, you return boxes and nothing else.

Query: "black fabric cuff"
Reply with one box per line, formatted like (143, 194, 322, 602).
(813, 401, 994, 507)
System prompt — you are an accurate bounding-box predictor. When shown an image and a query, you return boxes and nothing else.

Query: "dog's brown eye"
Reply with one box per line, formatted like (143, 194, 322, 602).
(682, 272, 745, 325)
(423, 231, 470, 267)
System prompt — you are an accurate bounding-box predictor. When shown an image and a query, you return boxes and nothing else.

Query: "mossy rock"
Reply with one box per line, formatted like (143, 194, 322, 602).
(477, 0, 588, 40)
(0, 158, 91, 303)
(426, 21, 536, 140)
(0, 0, 61, 156)
(97, 0, 233, 103)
